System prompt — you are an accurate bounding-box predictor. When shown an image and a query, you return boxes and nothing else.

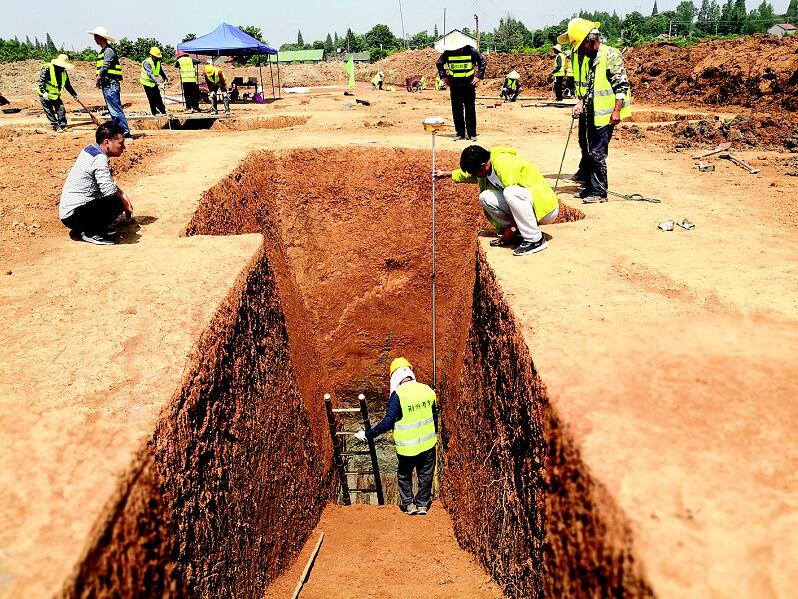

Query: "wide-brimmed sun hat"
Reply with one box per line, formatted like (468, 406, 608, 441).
(88, 26, 116, 43)
(51, 54, 75, 70)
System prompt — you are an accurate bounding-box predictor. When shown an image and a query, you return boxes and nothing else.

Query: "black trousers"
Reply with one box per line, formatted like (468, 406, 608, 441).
(182, 82, 201, 111)
(40, 96, 66, 129)
(61, 195, 124, 235)
(397, 445, 436, 509)
(143, 85, 166, 115)
(449, 83, 477, 138)
(554, 76, 564, 101)
(577, 112, 614, 197)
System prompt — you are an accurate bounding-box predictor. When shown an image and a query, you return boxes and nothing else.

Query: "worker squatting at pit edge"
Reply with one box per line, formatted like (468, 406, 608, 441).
(559, 17, 632, 204)
(435, 146, 560, 256)
(59, 122, 134, 246)
(354, 358, 438, 516)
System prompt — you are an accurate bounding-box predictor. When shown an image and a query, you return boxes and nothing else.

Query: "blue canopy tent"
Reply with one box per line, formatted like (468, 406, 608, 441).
(176, 23, 281, 100)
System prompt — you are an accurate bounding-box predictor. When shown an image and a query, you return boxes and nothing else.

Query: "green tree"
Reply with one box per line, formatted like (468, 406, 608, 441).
(312, 39, 325, 50)
(344, 28, 361, 52)
(25, 35, 32, 49)
(673, 1, 698, 35)
(756, 1, 776, 28)
(433, 24, 439, 38)
(45, 33, 57, 54)
(239, 26, 264, 42)
(493, 14, 524, 52)
(364, 24, 398, 49)
(733, 0, 747, 32)
(410, 30, 432, 49)
(297, 30, 305, 47)
(787, 0, 798, 21)
(623, 11, 646, 43)
(324, 33, 334, 54)
(652, 0, 659, 16)
(182, 33, 197, 42)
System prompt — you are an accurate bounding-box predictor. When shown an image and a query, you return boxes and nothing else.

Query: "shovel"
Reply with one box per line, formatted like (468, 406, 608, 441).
(719, 152, 760, 174)
(73, 96, 101, 126)
(691, 142, 731, 160)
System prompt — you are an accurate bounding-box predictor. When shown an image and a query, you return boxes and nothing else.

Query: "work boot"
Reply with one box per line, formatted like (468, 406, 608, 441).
(417, 506, 428, 515)
(490, 226, 520, 247)
(582, 195, 608, 204)
(210, 110, 218, 115)
(453, 135, 466, 141)
(571, 171, 587, 182)
(405, 503, 418, 515)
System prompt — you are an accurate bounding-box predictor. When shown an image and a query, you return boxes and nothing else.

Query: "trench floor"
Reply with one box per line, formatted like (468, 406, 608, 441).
(262, 504, 502, 599)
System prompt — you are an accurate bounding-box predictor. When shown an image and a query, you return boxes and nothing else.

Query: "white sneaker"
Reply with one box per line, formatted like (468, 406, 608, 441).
(80, 232, 115, 245)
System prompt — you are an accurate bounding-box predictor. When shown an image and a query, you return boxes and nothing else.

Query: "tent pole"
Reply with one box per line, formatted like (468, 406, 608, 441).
(269, 59, 275, 99)
(277, 53, 281, 98)
(258, 61, 264, 101)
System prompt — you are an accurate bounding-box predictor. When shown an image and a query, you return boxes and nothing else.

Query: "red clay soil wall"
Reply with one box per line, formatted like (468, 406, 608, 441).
(185, 148, 483, 397)
(62, 244, 333, 598)
(440, 251, 653, 598)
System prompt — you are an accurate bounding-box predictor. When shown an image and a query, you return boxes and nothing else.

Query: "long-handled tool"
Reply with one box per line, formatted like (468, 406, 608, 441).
(691, 142, 731, 160)
(422, 117, 445, 389)
(719, 152, 760, 174)
(73, 96, 101, 126)
(554, 116, 576, 191)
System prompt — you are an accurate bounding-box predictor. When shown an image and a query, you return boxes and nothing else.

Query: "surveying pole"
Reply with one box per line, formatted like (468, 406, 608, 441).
(422, 117, 445, 388)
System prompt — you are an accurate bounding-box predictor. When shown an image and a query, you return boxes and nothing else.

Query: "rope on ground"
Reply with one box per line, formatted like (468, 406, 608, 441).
(594, 181, 662, 203)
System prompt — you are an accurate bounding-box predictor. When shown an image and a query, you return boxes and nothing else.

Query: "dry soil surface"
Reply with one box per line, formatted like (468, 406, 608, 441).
(0, 78, 796, 598)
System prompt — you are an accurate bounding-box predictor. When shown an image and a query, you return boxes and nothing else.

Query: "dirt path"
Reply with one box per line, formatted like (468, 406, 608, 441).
(263, 504, 502, 598)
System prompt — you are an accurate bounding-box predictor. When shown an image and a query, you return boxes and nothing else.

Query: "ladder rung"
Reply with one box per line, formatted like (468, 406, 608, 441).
(335, 431, 356, 436)
(349, 489, 377, 493)
(344, 471, 374, 475)
(332, 408, 361, 413)
(340, 451, 372, 456)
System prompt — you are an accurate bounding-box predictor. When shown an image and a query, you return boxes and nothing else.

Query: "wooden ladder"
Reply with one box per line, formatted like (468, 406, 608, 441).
(324, 393, 385, 506)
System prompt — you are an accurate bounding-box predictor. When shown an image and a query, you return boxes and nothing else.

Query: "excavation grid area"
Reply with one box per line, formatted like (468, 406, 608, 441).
(5, 146, 790, 599)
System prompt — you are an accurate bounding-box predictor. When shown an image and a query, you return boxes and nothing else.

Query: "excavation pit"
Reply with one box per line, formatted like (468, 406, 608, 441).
(59, 148, 635, 598)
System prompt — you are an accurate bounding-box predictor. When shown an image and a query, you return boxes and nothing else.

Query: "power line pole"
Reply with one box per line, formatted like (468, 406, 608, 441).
(475, 14, 480, 51)
(398, 0, 407, 49)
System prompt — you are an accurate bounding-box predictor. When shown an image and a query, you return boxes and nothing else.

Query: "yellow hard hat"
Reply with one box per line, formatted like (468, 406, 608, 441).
(557, 18, 600, 49)
(149, 46, 162, 58)
(390, 357, 412, 375)
(204, 64, 215, 75)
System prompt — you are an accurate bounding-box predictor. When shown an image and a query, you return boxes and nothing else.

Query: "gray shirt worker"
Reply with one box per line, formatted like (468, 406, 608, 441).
(59, 144, 117, 220)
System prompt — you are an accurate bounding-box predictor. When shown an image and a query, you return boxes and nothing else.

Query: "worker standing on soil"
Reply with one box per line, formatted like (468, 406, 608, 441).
(436, 37, 486, 141)
(37, 54, 79, 132)
(500, 70, 522, 102)
(139, 46, 169, 116)
(204, 62, 230, 116)
(558, 18, 632, 203)
(564, 50, 575, 98)
(59, 122, 134, 246)
(372, 69, 384, 90)
(354, 358, 438, 516)
(175, 51, 201, 112)
(552, 44, 566, 101)
(90, 26, 132, 141)
(435, 145, 559, 256)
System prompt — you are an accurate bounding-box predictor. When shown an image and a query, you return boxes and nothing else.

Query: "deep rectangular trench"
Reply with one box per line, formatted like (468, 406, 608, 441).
(62, 148, 652, 598)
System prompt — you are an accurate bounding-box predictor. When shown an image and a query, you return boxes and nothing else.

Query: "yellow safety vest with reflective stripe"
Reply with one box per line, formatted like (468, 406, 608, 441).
(139, 57, 161, 87)
(565, 55, 574, 77)
(206, 66, 222, 86)
(446, 54, 475, 78)
(43, 63, 67, 100)
(177, 56, 197, 83)
(505, 77, 518, 90)
(574, 44, 631, 127)
(96, 49, 123, 78)
(393, 382, 437, 457)
(553, 54, 565, 77)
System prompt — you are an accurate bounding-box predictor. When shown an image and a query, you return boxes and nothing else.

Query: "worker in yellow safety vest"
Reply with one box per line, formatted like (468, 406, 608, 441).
(435, 33, 486, 141)
(36, 53, 79, 132)
(551, 44, 566, 101)
(435, 145, 560, 256)
(354, 357, 438, 515)
(500, 70, 522, 102)
(434, 74, 445, 90)
(371, 69, 384, 90)
(174, 50, 201, 112)
(203, 63, 230, 115)
(139, 46, 169, 115)
(563, 50, 575, 98)
(90, 26, 131, 139)
(558, 18, 632, 203)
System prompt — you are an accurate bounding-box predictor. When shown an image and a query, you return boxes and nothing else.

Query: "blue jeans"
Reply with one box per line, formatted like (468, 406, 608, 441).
(101, 79, 130, 136)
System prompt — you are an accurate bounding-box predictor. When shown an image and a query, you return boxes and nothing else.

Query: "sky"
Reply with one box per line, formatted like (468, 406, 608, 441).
(2, 0, 793, 51)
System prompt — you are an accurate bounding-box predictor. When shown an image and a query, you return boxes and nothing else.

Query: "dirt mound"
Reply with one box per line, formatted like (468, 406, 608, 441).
(659, 113, 798, 151)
